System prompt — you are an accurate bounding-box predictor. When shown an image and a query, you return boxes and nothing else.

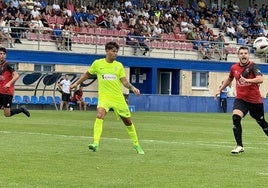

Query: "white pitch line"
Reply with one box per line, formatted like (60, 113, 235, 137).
(0, 130, 259, 149)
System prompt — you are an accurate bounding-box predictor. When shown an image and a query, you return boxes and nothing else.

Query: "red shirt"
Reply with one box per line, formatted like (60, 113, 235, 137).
(229, 61, 263, 103)
(0, 62, 15, 95)
(71, 89, 83, 102)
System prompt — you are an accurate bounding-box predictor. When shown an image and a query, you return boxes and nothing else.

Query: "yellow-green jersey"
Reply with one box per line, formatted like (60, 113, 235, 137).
(88, 58, 126, 101)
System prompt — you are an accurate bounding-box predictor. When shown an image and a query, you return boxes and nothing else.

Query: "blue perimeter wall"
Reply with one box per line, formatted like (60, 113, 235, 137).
(129, 94, 268, 113)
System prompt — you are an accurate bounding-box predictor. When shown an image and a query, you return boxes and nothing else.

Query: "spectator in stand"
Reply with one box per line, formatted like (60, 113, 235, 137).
(136, 30, 150, 56)
(180, 17, 190, 34)
(70, 85, 87, 111)
(160, 16, 173, 34)
(78, 7, 89, 26)
(2, 21, 15, 48)
(30, 5, 40, 19)
(52, 23, 62, 50)
(152, 24, 162, 40)
(226, 22, 238, 41)
(67, 0, 75, 16)
(60, 0, 71, 17)
(61, 24, 73, 51)
(86, 1, 94, 11)
(18, 0, 27, 14)
(198, 0, 207, 17)
(126, 28, 139, 55)
(52, 0, 61, 16)
(26, 0, 35, 12)
(6, 1, 18, 18)
(215, 33, 228, 61)
(187, 27, 198, 40)
(96, 10, 110, 29)
(193, 34, 211, 60)
(112, 11, 123, 30)
(86, 9, 97, 28)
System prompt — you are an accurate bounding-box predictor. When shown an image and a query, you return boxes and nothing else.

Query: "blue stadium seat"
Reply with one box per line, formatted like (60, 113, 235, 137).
(13, 95, 23, 104)
(30, 96, 39, 104)
(84, 97, 91, 105)
(55, 96, 61, 104)
(91, 97, 98, 105)
(46, 96, 55, 105)
(38, 96, 47, 104)
(22, 95, 30, 104)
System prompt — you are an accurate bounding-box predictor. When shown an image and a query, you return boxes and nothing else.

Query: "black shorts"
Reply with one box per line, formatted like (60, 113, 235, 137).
(0, 94, 13, 108)
(62, 92, 70, 102)
(233, 98, 264, 120)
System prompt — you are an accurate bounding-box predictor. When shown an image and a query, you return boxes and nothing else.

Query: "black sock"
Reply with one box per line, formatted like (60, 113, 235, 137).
(10, 108, 22, 116)
(256, 118, 268, 136)
(233, 115, 243, 146)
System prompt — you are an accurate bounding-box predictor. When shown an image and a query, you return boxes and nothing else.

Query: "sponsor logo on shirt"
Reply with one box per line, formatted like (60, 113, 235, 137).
(102, 74, 117, 80)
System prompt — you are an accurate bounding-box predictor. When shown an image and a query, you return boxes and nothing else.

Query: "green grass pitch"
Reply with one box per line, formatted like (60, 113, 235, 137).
(0, 110, 268, 188)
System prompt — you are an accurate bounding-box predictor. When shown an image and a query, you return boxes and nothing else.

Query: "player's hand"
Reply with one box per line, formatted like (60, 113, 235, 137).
(4, 83, 10, 88)
(132, 87, 140, 96)
(70, 83, 77, 90)
(214, 90, 220, 100)
(239, 75, 247, 84)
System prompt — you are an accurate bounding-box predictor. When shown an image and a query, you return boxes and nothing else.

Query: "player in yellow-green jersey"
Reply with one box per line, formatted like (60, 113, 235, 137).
(70, 42, 144, 154)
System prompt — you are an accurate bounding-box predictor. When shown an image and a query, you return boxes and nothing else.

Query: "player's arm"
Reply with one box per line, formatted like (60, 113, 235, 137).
(120, 77, 140, 96)
(240, 74, 263, 84)
(240, 64, 263, 84)
(70, 71, 92, 89)
(5, 70, 19, 88)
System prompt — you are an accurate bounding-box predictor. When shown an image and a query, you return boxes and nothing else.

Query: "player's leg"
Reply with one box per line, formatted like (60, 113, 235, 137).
(231, 99, 247, 154)
(2, 94, 30, 117)
(120, 116, 144, 154)
(88, 107, 106, 152)
(115, 99, 144, 154)
(249, 103, 268, 136)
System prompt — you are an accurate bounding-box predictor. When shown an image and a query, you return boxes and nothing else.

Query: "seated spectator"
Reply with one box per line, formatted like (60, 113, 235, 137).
(52, 0, 61, 16)
(152, 24, 162, 40)
(31, 5, 40, 19)
(70, 85, 87, 111)
(225, 22, 238, 41)
(136, 31, 150, 56)
(126, 28, 140, 55)
(193, 34, 211, 59)
(112, 11, 123, 30)
(96, 10, 111, 29)
(86, 9, 97, 28)
(52, 23, 62, 50)
(214, 33, 228, 60)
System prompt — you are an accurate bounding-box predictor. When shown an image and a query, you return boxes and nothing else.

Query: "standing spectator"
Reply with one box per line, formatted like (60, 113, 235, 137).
(219, 81, 228, 113)
(61, 24, 73, 51)
(214, 46, 268, 154)
(0, 47, 30, 118)
(58, 74, 71, 111)
(70, 42, 144, 154)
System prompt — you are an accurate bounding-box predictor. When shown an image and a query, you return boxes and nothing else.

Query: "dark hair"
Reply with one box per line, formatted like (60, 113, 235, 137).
(238, 46, 249, 53)
(105, 42, 119, 51)
(0, 47, 6, 53)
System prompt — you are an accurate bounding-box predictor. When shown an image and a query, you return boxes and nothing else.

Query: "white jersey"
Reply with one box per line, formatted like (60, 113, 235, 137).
(60, 79, 71, 94)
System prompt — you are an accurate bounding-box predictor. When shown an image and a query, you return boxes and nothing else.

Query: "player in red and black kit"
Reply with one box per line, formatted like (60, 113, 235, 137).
(214, 46, 268, 154)
(0, 47, 30, 118)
